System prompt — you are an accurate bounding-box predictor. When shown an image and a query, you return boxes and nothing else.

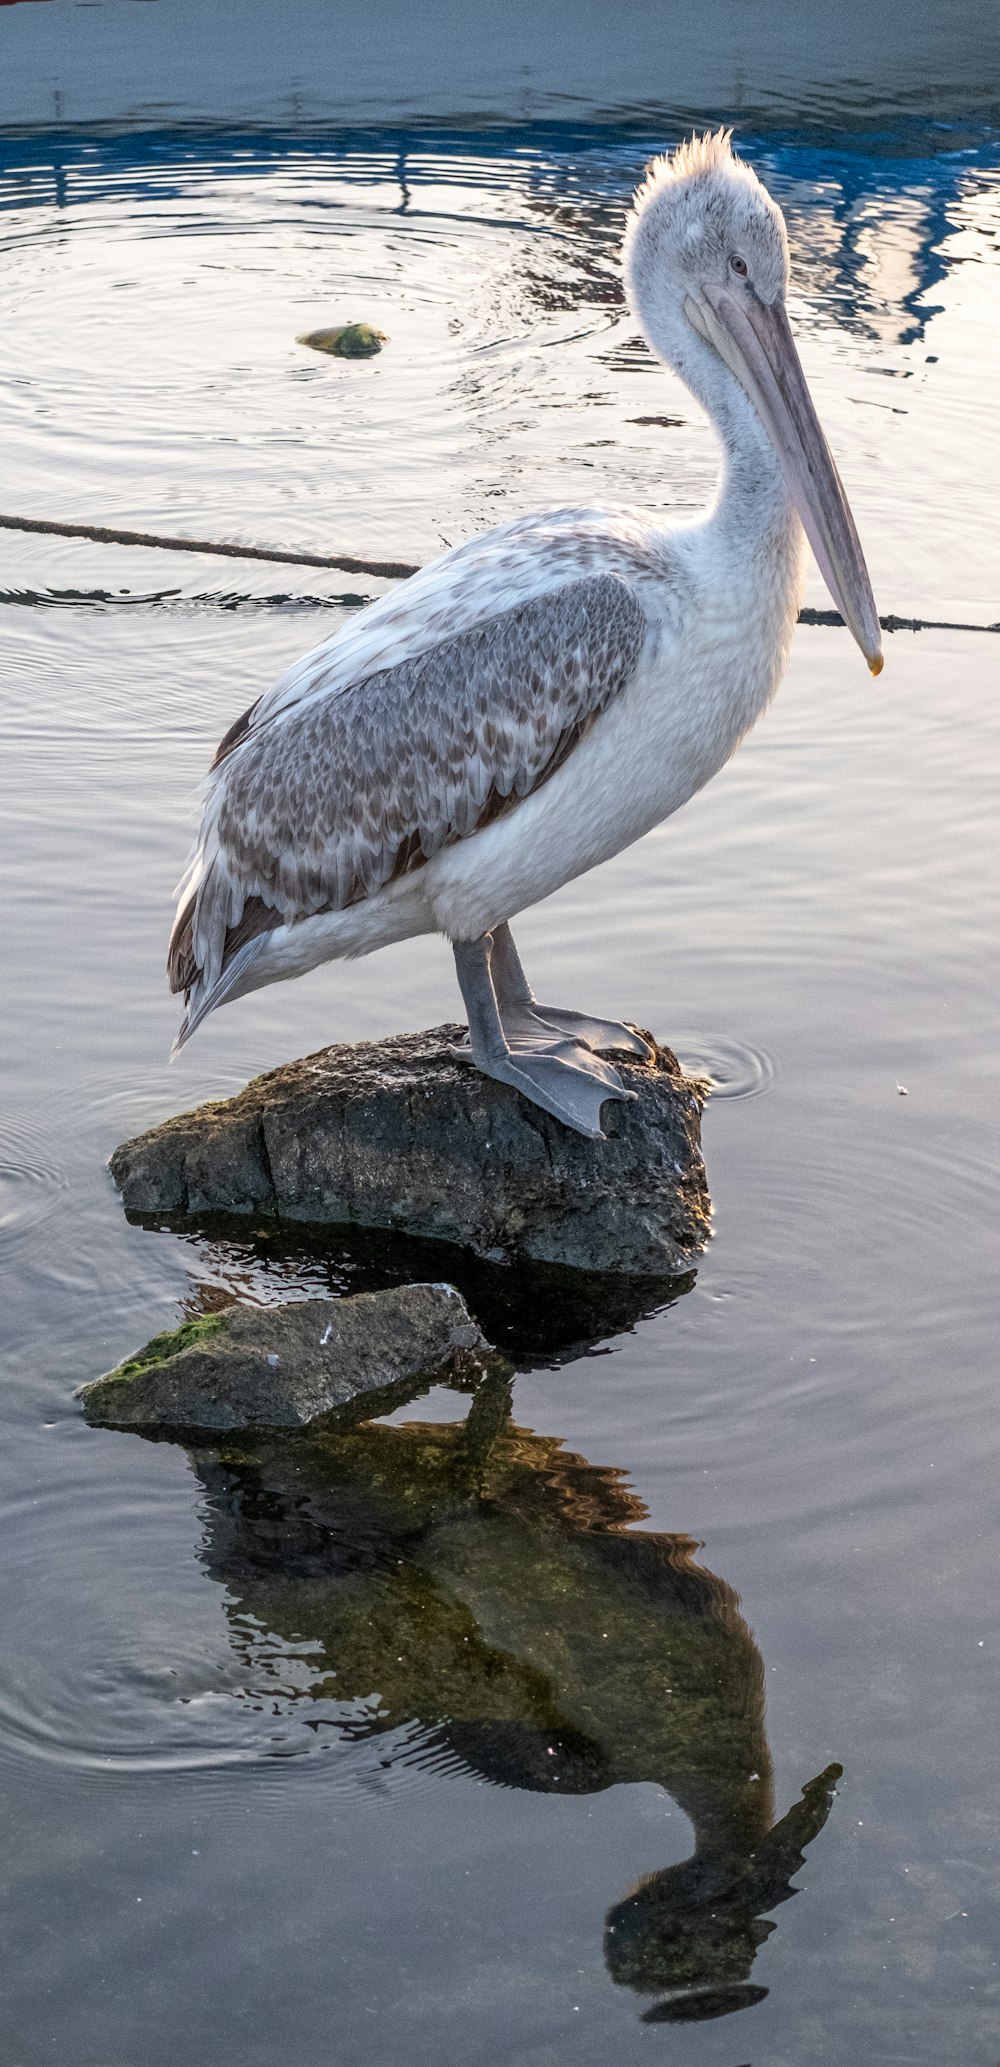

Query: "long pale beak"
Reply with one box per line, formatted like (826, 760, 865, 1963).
(689, 284, 883, 674)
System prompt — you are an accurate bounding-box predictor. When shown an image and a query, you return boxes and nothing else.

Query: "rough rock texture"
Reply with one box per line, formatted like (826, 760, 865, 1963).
(110, 1025, 710, 1277)
(80, 1283, 491, 1432)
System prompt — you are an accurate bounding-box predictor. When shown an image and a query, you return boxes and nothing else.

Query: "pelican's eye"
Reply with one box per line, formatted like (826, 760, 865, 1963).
(728, 253, 749, 278)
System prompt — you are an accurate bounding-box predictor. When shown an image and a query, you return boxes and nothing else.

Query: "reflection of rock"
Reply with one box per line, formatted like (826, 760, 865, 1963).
(162, 1377, 837, 2024)
(139, 1217, 696, 1371)
(110, 1026, 709, 1277)
(80, 1285, 492, 1431)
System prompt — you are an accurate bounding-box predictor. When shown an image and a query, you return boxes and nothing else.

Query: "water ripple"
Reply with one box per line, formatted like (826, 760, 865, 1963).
(0, 1113, 69, 1266)
(673, 1032, 777, 1101)
(0, 1479, 375, 1787)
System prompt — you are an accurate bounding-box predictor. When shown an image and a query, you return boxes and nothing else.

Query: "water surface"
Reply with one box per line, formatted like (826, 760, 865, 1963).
(2, 104, 1000, 2067)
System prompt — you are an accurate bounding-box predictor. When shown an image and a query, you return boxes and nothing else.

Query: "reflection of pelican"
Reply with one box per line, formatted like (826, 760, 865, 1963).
(605, 1764, 840, 2024)
(169, 132, 881, 1138)
(178, 1375, 839, 2025)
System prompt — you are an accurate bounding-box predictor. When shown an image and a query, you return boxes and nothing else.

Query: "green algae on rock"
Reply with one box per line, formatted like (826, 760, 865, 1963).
(296, 322, 387, 357)
(106, 1310, 226, 1384)
(79, 1284, 493, 1432)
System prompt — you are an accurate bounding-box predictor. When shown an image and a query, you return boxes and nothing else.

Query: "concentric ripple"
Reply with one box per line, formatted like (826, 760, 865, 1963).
(0, 1478, 372, 1786)
(672, 1031, 777, 1101)
(0, 1113, 69, 1265)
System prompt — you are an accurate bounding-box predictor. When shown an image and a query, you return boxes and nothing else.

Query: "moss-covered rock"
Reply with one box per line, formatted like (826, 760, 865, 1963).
(296, 322, 387, 357)
(105, 1310, 226, 1383)
(108, 1025, 710, 1278)
(80, 1284, 493, 1432)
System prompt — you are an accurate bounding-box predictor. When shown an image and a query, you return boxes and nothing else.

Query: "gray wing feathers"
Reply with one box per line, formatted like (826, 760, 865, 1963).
(172, 573, 646, 1003)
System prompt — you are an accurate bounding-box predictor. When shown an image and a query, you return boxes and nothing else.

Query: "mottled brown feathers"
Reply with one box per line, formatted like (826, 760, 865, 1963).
(167, 893, 196, 993)
(168, 889, 278, 995)
(211, 695, 262, 769)
(174, 571, 647, 997)
(219, 574, 644, 906)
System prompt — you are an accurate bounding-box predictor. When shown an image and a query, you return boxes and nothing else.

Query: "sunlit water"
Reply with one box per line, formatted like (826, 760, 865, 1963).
(2, 100, 1000, 2067)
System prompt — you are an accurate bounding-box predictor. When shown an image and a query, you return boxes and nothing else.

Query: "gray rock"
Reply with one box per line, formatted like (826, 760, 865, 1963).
(80, 1283, 492, 1431)
(110, 1024, 710, 1277)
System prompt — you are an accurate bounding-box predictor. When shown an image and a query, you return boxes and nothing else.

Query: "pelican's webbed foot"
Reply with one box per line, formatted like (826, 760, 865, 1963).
(474, 1040, 632, 1141)
(488, 920, 654, 1060)
(524, 1005, 653, 1061)
(452, 934, 635, 1141)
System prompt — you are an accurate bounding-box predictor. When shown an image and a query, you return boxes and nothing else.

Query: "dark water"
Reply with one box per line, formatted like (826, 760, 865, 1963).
(2, 81, 1000, 2067)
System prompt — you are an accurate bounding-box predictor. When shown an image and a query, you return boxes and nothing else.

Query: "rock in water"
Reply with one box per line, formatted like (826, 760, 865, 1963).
(80, 1284, 491, 1431)
(296, 322, 387, 357)
(110, 1025, 710, 1277)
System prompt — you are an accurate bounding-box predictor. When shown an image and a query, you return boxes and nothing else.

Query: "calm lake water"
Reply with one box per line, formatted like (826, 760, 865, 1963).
(2, 85, 1000, 2067)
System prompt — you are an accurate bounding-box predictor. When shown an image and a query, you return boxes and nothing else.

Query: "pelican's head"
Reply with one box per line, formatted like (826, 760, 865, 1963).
(623, 132, 883, 675)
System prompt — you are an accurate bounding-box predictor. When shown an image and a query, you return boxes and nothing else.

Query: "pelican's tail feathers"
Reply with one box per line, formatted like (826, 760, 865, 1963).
(170, 934, 272, 1059)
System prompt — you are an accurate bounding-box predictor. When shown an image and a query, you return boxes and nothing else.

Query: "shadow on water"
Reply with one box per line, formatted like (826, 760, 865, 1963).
(125, 1208, 697, 1367)
(140, 1363, 840, 2027)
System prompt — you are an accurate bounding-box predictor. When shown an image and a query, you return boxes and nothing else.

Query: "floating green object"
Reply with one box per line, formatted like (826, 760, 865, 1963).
(297, 322, 387, 358)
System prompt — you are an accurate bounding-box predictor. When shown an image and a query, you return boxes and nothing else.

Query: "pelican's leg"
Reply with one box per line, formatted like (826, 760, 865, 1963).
(489, 921, 654, 1061)
(452, 934, 635, 1141)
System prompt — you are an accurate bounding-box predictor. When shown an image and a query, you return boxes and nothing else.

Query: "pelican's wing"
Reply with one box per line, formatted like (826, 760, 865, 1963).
(169, 571, 647, 1029)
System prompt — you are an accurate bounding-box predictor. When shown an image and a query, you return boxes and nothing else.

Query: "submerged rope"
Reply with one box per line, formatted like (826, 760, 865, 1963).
(1, 511, 997, 634)
(0, 512, 419, 582)
(798, 606, 1000, 636)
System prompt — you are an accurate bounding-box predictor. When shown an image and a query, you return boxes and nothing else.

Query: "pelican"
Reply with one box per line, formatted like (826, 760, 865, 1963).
(169, 132, 882, 1139)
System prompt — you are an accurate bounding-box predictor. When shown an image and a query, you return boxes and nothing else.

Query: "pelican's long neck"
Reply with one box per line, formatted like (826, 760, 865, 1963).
(700, 362, 794, 546)
(687, 348, 805, 692)
(634, 278, 802, 574)
(627, 269, 807, 741)
(688, 339, 799, 562)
